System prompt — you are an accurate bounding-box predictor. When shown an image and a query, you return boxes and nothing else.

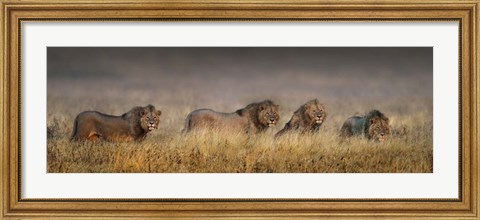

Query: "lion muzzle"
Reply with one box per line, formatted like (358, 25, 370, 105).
(148, 123, 157, 130)
(315, 115, 324, 124)
(376, 133, 387, 142)
(267, 118, 277, 127)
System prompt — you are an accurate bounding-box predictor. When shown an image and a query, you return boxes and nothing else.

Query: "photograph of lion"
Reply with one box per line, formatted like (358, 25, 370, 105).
(275, 99, 326, 137)
(339, 110, 390, 142)
(71, 104, 162, 141)
(183, 100, 280, 134)
(47, 47, 433, 173)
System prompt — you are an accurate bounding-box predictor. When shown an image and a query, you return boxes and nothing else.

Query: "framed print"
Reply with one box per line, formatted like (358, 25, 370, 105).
(1, 0, 478, 219)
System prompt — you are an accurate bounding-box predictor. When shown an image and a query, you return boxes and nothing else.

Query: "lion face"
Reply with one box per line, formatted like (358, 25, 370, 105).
(139, 106, 162, 131)
(304, 100, 326, 125)
(367, 117, 391, 142)
(258, 103, 280, 127)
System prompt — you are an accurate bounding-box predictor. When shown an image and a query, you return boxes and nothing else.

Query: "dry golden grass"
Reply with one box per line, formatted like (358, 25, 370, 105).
(47, 93, 433, 173)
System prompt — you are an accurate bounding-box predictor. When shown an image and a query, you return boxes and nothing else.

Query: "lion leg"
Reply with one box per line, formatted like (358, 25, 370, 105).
(274, 129, 284, 137)
(275, 127, 289, 137)
(87, 131, 101, 140)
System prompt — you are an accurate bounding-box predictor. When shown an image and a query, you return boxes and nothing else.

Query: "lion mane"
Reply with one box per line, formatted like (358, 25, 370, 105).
(71, 104, 162, 141)
(183, 100, 280, 134)
(339, 109, 391, 142)
(275, 99, 327, 137)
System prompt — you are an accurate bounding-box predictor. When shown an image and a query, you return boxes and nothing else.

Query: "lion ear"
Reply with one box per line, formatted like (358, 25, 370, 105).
(259, 105, 265, 111)
(369, 118, 377, 124)
(139, 110, 146, 116)
(156, 110, 162, 116)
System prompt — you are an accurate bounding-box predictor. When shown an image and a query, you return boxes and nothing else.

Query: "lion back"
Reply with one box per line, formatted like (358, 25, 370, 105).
(183, 109, 242, 132)
(339, 116, 365, 138)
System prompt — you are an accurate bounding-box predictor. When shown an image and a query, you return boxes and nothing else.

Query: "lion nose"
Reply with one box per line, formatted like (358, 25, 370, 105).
(269, 118, 275, 122)
(380, 133, 385, 136)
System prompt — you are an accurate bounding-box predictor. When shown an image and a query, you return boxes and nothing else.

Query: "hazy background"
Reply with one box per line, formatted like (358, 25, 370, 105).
(47, 47, 432, 131)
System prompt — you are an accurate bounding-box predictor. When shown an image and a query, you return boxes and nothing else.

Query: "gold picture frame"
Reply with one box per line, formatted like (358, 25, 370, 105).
(1, 0, 478, 219)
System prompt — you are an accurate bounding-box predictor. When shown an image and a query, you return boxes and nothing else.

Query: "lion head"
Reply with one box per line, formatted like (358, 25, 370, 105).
(238, 100, 280, 129)
(364, 110, 391, 142)
(257, 100, 280, 127)
(302, 99, 327, 126)
(127, 105, 162, 132)
(140, 105, 162, 131)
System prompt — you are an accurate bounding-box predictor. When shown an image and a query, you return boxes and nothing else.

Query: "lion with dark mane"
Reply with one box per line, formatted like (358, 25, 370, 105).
(71, 104, 162, 141)
(339, 109, 391, 142)
(183, 100, 280, 134)
(275, 99, 327, 137)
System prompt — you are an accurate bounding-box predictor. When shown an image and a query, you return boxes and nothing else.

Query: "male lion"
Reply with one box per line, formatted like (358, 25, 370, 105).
(275, 99, 327, 137)
(183, 100, 280, 134)
(71, 104, 162, 141)
(339, 109, 391, 142)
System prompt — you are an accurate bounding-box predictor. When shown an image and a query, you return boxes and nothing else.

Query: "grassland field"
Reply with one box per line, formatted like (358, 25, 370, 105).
(47, 65, 433, 173)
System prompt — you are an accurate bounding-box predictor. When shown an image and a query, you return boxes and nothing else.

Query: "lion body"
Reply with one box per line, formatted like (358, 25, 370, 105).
(275, 99, 327, 137)
(340, 110, 391, 142)
(183, 100, 280, 134)
(71, 105, 161, 141)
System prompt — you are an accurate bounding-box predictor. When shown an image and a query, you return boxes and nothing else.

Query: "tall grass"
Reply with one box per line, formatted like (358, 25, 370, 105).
(47, 110, 432, 173)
